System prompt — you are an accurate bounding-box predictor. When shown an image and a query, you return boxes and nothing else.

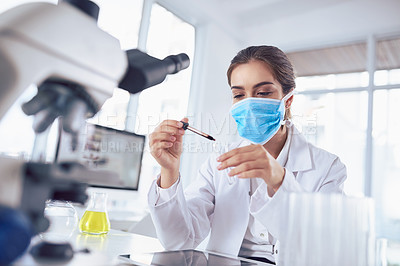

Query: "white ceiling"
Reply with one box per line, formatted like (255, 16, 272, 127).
(159, 0, 400, 51)
(198, 0, 350, 28)
(2, 0, 399, 52)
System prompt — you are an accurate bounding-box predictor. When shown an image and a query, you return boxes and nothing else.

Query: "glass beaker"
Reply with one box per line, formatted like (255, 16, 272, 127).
(79, 192, 110, 235)
(39, 200, 79, 242)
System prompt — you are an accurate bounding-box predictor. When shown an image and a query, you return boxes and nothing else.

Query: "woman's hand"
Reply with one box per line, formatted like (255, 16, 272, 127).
(149, 118, 187, 188)
(217, 144, 285, 192)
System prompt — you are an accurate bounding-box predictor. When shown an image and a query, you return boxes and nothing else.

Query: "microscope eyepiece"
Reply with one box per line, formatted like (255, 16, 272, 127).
(163, 53, 190, 74)
(63, 0, 100, 21)
(118, 49, 190, 94)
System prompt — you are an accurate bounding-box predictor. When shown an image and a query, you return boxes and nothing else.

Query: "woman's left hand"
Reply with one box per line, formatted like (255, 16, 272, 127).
(217, 144, 285, 191)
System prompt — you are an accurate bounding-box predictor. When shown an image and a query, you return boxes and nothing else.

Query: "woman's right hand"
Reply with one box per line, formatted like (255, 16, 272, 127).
(149, 118, 187, 188)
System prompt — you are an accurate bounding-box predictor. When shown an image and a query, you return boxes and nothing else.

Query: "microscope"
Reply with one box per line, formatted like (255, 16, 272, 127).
(0, 0, 189, 264)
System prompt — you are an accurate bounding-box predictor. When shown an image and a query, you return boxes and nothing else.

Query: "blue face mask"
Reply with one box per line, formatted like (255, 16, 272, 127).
(230, 91, 293, 145)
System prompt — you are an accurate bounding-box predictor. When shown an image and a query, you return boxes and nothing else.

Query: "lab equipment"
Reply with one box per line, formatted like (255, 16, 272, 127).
(280, 193, 375, 266)
(29, 241, 74, 263)
(56, 123, 145, 190)
(39, 200, 79, 242)
(181, 121, 216, 141)
(0, 0, 190, 263)
(79, 192, 110, 235)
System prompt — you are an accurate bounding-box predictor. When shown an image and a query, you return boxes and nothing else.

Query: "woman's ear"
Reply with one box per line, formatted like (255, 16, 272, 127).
(285, 94, 294, 108)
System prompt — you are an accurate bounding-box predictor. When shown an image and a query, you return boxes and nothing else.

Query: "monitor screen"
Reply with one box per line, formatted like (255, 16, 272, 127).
(55, 123, 145, 190)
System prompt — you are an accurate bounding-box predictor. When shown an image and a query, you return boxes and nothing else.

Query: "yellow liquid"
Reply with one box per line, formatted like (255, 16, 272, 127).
(79, 211, 110, 235)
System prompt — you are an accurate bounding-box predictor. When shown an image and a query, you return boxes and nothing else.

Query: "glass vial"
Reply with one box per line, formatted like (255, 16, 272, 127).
(79, 192, 110, 235)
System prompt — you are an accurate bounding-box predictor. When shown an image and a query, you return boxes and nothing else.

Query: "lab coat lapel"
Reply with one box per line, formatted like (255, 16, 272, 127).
(285, 126, 313, 172)
(207, 178, 250, 256)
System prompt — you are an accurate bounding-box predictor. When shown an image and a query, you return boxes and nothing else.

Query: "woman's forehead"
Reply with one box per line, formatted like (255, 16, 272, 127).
(230, 61, 280, 88)
(231, 61, 274, 79)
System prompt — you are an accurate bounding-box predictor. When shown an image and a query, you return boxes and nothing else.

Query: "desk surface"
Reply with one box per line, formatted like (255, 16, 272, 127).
(14, 229, 165, 266)
(14, 230, 273, 266)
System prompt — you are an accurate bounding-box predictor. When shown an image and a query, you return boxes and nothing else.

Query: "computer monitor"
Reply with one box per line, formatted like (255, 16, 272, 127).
(55, 123, 145, 190)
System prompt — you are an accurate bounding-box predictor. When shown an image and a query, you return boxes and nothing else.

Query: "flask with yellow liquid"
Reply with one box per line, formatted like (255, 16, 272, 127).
(79, 192, 110, 235)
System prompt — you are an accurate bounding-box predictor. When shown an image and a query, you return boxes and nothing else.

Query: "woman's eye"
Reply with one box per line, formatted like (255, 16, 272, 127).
(233, 94, 244, 99)
(257, 92, 271, 96)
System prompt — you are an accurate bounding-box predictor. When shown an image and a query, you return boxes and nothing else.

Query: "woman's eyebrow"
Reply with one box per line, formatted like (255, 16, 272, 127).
(231, 81, 274, 90)
(253, 81, 274, 89)
(231, 85, 244, 90)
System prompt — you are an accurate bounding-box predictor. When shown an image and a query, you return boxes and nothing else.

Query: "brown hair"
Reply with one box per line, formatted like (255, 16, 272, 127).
(227, 46, 296, 119)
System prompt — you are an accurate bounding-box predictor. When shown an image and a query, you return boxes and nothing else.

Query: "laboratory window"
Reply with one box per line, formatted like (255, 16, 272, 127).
(288, 36, 400, 243)
(372, 89, 400, 240)
(133, 3, 195, 190)
(87, 2, 195, 190)
(88, 0, 144, 130)
(291, 91, 368, 197)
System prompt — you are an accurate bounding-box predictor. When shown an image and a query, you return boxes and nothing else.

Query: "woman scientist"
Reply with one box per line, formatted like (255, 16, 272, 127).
(147, 45, 347, 264)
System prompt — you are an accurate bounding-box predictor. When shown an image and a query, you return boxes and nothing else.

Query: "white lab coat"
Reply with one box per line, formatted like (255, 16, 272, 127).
(148, 124, 346, 262)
